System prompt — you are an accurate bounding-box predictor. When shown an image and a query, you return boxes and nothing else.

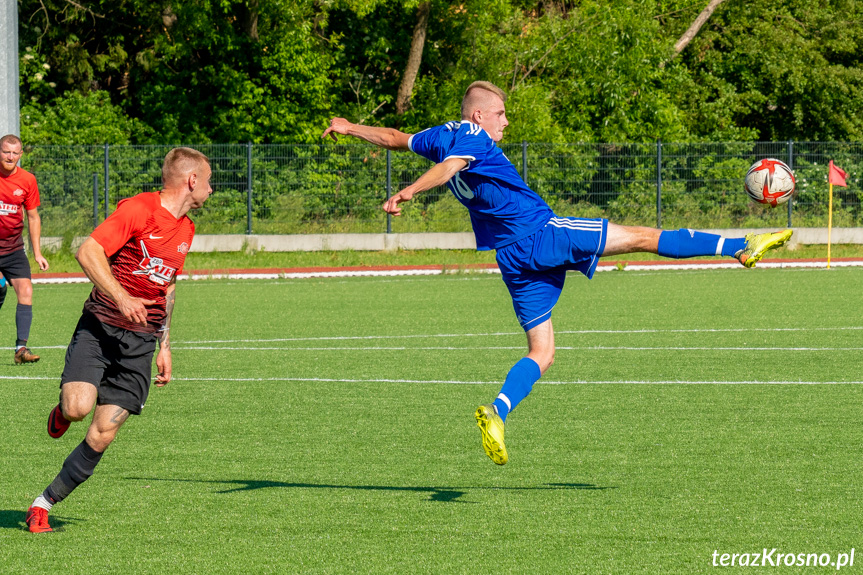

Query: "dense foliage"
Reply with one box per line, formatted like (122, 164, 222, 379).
(16, 0, 863, 145)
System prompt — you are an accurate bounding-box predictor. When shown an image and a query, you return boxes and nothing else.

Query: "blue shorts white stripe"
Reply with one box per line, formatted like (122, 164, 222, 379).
(547, 217, 604, 232)
(496, 217, 608, 331)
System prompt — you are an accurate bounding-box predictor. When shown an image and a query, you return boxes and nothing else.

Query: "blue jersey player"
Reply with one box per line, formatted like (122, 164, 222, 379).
(322, 81, 792, 466)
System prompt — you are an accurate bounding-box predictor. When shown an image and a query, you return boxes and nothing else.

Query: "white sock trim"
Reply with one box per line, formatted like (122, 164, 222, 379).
(32, 495, 53, 511)
(496, 393, 511, 410)
(715, 237, 725, 256)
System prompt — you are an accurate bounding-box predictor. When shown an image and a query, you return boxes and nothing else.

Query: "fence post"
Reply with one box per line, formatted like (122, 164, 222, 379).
(656, 140, 662, 229)
(522, 140, 528, 185)
(103, 143, 110, 219)
(92, 173, 99, 228)
(386, 149, 392, 234)
(787, 140, 793, 228)
(246, 142, 253, 235)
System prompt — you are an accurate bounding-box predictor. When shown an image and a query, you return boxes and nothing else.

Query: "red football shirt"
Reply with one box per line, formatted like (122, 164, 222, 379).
(84, 192, 195, 334)
(0, 167, 40, 256)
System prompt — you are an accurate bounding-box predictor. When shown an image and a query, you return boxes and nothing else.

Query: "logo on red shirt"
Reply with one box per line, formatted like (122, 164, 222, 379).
(0, 203, 18, 215)
(13, 189, 23, 196)
(178, 242, 189, 254)
(132, 240, 177, 285)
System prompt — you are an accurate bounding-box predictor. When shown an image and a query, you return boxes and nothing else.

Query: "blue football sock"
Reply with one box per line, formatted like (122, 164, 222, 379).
(492, 357, 542, 422)
(720, 237, 747, 257)
(657, 228, 743, 259)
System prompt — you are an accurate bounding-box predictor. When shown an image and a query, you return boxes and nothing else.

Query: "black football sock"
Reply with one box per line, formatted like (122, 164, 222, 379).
(16, 303, 33, 346)
(43, 440, 104, 504)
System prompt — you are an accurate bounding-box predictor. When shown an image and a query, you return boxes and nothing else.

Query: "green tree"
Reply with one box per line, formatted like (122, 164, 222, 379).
(18, 0, 338, 143)
(16, 0, 863, 144)
(131, 0, 337, 142)
(21, 91, 147, 145)
(663, 0, 863, 141)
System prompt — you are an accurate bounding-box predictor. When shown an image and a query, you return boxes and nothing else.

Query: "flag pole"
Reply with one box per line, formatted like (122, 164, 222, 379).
(827, 182, 833, 269)
(826, 160, 848, 269)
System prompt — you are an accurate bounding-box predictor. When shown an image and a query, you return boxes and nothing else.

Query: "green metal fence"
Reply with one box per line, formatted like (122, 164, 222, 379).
(21, 141, 861, 238)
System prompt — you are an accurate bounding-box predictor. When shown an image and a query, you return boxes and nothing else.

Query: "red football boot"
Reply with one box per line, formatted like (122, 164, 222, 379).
(48, 405, 70, 439)
(25, 506, 53, 533)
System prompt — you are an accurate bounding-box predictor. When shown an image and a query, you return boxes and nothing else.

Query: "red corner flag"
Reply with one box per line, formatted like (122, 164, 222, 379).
(828, 160, 848, 187)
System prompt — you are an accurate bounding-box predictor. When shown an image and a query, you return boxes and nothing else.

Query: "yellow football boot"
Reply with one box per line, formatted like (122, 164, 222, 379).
(740, 229, 793, 268)
(475, 404, 508, 465)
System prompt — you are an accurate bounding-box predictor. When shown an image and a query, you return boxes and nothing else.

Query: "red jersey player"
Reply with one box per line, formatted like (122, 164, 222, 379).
(0, 134, 49, 363)
(26, 147, 213, 533)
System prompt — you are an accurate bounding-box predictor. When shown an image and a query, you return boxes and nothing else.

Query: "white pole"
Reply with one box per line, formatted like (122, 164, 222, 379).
(827, 183, 833, 269)
(0, 0, 19, 137)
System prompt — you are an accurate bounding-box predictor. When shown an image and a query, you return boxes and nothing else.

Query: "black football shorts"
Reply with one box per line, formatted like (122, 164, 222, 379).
(60, 311, 158, 415)
(0, 249, 32, 281)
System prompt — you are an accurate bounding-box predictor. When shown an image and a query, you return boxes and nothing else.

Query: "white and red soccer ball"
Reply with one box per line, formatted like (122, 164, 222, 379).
(744, 158, 796, 207)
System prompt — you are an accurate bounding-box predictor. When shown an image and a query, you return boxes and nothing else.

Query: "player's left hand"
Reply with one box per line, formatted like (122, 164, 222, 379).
(35, 255, 49, 271)
(155, 347, 172, 387)
(382, 189, 416, 216)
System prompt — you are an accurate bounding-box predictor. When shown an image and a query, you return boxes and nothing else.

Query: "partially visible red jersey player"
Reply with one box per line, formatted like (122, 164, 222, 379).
(0, 134, 49, 364)
(25, 147, 213, 533)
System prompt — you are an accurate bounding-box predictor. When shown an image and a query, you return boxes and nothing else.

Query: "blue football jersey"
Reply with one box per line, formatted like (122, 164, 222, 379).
(408, 121, 553, 250)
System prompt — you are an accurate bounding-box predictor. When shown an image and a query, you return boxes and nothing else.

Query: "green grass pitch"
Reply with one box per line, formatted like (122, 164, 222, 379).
(1, 266, 861, 573)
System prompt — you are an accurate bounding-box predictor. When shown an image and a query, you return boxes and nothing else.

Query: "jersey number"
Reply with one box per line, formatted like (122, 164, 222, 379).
(449, 172, 475, 201)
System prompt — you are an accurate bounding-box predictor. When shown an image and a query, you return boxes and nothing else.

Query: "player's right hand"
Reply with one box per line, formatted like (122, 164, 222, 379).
(117, 295, 156, 326)
(321, 118, 352, 142)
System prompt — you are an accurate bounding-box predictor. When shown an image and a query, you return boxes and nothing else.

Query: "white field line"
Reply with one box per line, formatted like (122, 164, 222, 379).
(611, 260, 863, 271)
(1, 375, 861, 385)
(29, 268, 494, 284)
(23, 345, 863, 352)
(177, 325, 863, 344)
(169, 345, 863, 352)
(28, 258, 863, 284)
(21, 325, 863, 351)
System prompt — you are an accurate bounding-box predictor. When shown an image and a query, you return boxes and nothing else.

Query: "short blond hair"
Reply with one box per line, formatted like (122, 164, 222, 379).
(162, 147, 210, 187)
(461, 81, 507, 120)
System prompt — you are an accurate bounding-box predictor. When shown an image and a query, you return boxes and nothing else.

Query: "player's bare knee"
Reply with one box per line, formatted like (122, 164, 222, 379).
(61, 394, 96, 421)
(604, 224, 659, 255)
(62, 403, 91, 422)
(60, 393, 96, 421)
(11, 282, 33, 301)
(635, 227, 661, 252)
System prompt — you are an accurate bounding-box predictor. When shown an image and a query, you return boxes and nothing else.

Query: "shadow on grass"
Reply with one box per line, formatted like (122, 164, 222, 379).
(126, 478, 615, 503)
(0, 509, 81, 532)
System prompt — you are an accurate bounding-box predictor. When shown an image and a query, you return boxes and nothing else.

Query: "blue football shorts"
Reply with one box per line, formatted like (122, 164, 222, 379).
(495, 217, 608, 331)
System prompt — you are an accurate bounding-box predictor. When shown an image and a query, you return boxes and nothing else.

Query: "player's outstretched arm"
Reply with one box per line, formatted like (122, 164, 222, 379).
(76, 237, 155, 326)
(322, 117, 412, 151)
(383, 157, 468, 216)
